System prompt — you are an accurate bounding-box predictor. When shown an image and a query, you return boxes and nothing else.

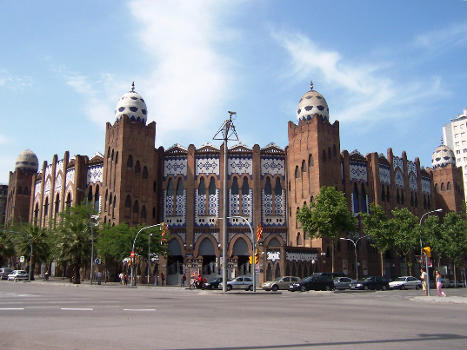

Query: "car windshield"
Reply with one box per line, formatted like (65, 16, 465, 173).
(395, 277, 406, 281)
(274, 277, 282, 281)
(303, 277, 314, 282)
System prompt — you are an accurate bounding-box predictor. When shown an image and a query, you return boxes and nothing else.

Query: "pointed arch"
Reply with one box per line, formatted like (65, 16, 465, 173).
(127, 155, 133, 168)
(198, 177, 206, 195)
(264, 177, 272, 195)
(274, 177, 282, 196)
(241, 176, 249, 195)
(231, 177, 239, 195)
(135, 160, 141, 174)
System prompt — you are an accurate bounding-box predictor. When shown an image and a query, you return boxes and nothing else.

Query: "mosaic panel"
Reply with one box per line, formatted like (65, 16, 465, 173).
(209, 190, 219, 216)
(261, 157, 285, 177)
(163, 190, 186, 227)
(175, 192, 186, 217)
(230, 193, 240, 215)
(197, 194, 206, 216)
(44, 178, 51, 194)
(87, 164, 103, 185)
(379, 165, 391, 185)
(65, 168, 75, 188)
(195, 157, 219, 176)
(393, 156, 404, 172)
(194, 190, 219, 227)
(54, 173, 62, 191)
(350, 162, 368, 182)
(163, 157, 187, 178)
(45, 164, 53, 180)
(421, 177, 431, 194)
(409, 173, 417, 191)
(407, 161, 417, 178)
(194, 232, 219, 246)
(228, 157, 252, 176)
(56, 160, 64, 174)
(262, 190, 286, 226)
(395, 169, 404, 187)
(34, 181, 41, 198)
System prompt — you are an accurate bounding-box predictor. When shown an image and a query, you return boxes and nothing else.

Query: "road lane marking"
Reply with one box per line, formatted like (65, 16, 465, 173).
(123, 308, 156, 312)
(0, 308, 24, 310)
(60, 307, 94, 311)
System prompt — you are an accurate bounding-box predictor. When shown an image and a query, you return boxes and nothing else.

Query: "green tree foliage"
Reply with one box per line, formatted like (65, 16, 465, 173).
(297, 186, 357, 272)
(420, 215, 443, 264)
(361, 204, 393, 276)
(391, 208, 419, 275)
(0, 229, 15, 266)
(7, 223, 50, 280)
(440, 212, 466, 271)
(51, 204, 96, 284)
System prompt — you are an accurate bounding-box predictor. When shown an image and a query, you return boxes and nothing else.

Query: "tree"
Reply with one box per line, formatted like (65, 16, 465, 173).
(0, 229, 15, 267)
(7, 223, 50, 280)
(51, 204, 96, 284)
(440, 212, 466, 284)
(390, 208, 419, 275)
(297, 186, 357, 272)
(420, 215, 443, 268)
(361, 204, 394, 276)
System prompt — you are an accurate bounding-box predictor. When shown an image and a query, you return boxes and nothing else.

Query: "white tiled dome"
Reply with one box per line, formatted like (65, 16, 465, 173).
(115, 82, 148, 124)
(432, 145, 455, 168)
(15, 149, 38, 171)
(297, 81, 329, 121)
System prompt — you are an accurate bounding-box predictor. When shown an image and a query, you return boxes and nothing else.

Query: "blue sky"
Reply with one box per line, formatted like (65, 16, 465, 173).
(0, 0, 466, 184)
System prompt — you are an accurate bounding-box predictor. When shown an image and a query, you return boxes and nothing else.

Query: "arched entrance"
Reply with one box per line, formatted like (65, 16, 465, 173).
(167, 239, 183, 285)
(198, 238, 217, 280)
(233, 237, 250, 276)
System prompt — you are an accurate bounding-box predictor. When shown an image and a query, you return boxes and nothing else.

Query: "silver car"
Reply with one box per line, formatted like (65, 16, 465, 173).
(225, 276, 253, 291)
(389, 276, 422, 290)
(333, 277, 353, 290)
(262, 276, 301, 291)
(7, 270, 28, 281)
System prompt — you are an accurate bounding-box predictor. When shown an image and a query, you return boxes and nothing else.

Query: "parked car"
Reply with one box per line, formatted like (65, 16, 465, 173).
(0, 267, 13, 280)
(7, 270, 28, 281)
(262, 276, 301, 291)
(350, 276, 389, 290)
(333, 277, 353, 290)
(224, 275, 253, 291)
(389, 276, 422, 290)
(289, 274, 335, 292)
(203, 277, 222, 289)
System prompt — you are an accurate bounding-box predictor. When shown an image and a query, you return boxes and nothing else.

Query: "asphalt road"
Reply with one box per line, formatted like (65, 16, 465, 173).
(0, 281, 465, 350)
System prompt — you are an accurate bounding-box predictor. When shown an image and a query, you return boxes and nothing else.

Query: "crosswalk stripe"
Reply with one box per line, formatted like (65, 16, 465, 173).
(0, 308, 24, 310)
(60, 307, 93, 311)
(123, 308, 156, 311)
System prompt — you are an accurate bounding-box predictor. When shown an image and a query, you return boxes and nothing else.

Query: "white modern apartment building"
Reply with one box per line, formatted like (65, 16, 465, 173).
(442, 108, 467, 202)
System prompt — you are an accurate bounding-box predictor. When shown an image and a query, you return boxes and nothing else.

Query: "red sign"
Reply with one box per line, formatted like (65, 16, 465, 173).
(130, 251, 135, 258)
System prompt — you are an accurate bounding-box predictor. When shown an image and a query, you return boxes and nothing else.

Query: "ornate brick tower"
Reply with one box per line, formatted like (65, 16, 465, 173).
(5, 149, 38, 224)
(286, 82, 341, 249)
(101, 83, 161, 226)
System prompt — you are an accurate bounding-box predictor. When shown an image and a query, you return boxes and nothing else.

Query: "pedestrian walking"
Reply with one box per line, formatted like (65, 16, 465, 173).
(97, 271, 102, 285)
(182, 273, 186, 287)
(124, 273, 128, 286)
(154, 273, 158, 286)
(161, 272, 165, 286)
(435, 270, 447, 297)
(119, 272, 124, 285)
(420, 268, 428, 296)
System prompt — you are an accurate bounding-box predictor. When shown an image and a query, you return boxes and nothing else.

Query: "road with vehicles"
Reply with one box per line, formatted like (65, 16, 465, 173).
(0, 281, 465, 350)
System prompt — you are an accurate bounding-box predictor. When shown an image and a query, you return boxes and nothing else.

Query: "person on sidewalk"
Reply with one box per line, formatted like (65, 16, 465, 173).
(420, 268, 428, 296)
(435, 270, 447, 297)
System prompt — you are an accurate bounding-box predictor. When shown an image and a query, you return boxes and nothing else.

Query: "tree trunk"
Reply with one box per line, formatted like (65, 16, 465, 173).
(453, 264, 457, 286)
(30, 254, 36, 280)
(380, 251, 384, 277)
(331, 240, 335, 273)
(72, 255, 81, 284)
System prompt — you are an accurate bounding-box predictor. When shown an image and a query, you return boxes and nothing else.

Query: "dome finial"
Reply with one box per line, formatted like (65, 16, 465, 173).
(310, 80, 314, 90)
(130, 82, 135, 93)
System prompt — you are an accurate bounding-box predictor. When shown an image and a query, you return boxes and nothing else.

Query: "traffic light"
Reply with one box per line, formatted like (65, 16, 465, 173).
(249, 254, 259, 264)
(161, 222, 169, 243)
(249, 255, 253, 264)
(254, 250, 259, 264)
(422, 246, 431, 258)
(256, 224, 263, 242)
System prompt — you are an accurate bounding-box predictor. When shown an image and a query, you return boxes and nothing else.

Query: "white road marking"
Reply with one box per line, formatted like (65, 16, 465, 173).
(0, 307, 24, 310)
(123, 308, 156, 312)
(60, 307, 94, 311)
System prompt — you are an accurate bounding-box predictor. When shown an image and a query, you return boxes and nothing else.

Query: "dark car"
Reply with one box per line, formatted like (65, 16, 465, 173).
(0, 267, 13, 280)
(350, 276, 389, 290)
(289, 274, 335, 292)
(203, 277, 222, 289)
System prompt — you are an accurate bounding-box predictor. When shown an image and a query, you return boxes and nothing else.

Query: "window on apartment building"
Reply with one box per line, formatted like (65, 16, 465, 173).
(457, 150, 461, 154)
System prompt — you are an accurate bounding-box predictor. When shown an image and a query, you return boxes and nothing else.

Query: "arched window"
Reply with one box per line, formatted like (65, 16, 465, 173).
(107, 147, 111, 158)
(435, 183, 438, 192)
(142, 166, 148, 179)
(295, 166, 300, 178)
(208, 177, 216, 195)
(115, 151, 118, 164)
(198, 177, 206, 195)
(386, 186, 390, 201)
(301, 160, 306, 172)
(361, 184, 366, 212)
(410, 192, 414, 207)
(127, 155, 133, 168)
(353, 183, 359, 213)
(111, 149, 114, 161)
(401, 191, 404, 204)
(17, 186, 22, 195)
(55, 194, 60, 214)
(447, 182, 451, 190)
(333, 144, 337, 157)
(328, 147, 331, 159)
(264, 177, 272, 195)
(88, 186, 93, 203)
(423, 196, 427, 209)
(104, 190, 108, 211)
(66, 192, 72, 207)
(176, 179, 184, 196)
(125, 195, 131, 208)
(135, 161, 141, 174)
(133, 200, 139, 213)
(231, 177, 239, 195)
(308, 154, 314, 167)
(23, 187, 28, 195)
(274, 178, 282, 196)
(167, 178, 174, 196)
(34, 203, 39, 223)
(141, 205, 146, 219)
(381, 185, 385, 201)
(44, 197, 49, 216)
(94, 185, 100, 212)
(153, 181, 157, 193)
(152, 207, 156, 219)
(396, 189, 400, 204)
(296, 232, 302, 246)
(242, 177, 249, 195)
(414, 193, 418, 207)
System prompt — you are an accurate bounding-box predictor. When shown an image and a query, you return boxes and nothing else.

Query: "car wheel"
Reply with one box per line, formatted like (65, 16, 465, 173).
(364, 285, 369, 290)
(227, 285, 232, 291)
(381, 285, 387, 291)
(272, 285, 279, 292)
(415, 285, 420, 290)
(247, 285, 253, 291)
(400, 285, 405, 290)
(300, 285, 307, 292)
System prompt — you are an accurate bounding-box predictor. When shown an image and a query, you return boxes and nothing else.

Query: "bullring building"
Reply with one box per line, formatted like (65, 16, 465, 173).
(4, 82, 464, 285)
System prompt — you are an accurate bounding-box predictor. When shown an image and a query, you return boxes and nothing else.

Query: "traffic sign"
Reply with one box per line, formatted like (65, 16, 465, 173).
(94, 258, 101, 265)
(130, 251, 135, 258)
(19, 256, 25, 263)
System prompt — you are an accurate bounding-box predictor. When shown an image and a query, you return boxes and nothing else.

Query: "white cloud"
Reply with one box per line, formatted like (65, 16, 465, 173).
(272, 30, 446, 124)
(414, 22, 466, 51)
(0, 69, 32, 90)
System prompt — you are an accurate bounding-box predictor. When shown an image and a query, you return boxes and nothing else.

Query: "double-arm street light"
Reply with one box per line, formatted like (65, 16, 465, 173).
(131, 224, 162, 287)
(217, 216, 256, 293)
(419, 208, 443, 296)
(340, 235, 368, 281)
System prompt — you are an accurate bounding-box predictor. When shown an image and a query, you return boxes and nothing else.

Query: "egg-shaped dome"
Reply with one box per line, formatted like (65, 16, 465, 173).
(15, 149, 38, 172)
(297, 81, 329, 121)
(115, 82, 148, 124)
(432, 145, 455, 168)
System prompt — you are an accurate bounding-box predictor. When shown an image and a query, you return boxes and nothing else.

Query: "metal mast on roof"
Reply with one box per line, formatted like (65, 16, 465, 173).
(213, 111, 239, 293)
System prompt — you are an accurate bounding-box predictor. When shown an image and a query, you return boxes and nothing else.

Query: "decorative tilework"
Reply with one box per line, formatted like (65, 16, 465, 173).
(164, 190, 186, 227)
(228, 157, 252, 176)
(174, 232, 186, 244)
(230, 193, 240, 215)
(44, 178, 51, 194)
(241, 193, 250, 215)
(261, 157, 285, 177)
(262, 190, 286, 226)
(409, 173, 417, 191)
(54, 173, 62, 191)
(194, 190, 219, 227)
(407, 161, 417, 178)
(163, 157, 187, 178)
(379, 165, 391, 185)
(175, 193, 185, 216)
(209, 191, 219, 216)
(197, 194, 206, 216)
(87, 164, 103, 185)
(229, 189, 253, 226)
(395, 169, 404, 187)
(56, 160, 64, 173)
(421, 177, 431, 194)
(45, 164, 53, 180)
(393, 156, 404, 172)
(195, 157, 219, 176)
(349, 162, 368, 182)
(65, 168, 75, 188)
(286, 251, 317, 262)
(264, 231, 286, 244)
(34, 181, 41, 198)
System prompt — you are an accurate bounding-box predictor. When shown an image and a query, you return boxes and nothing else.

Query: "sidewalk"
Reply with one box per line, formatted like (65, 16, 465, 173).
(30, 278, 173, 288)
(410, 295, 467, 304)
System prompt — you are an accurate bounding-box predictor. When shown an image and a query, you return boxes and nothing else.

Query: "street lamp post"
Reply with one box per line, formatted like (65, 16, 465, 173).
(147, 233, 152, 285)
(419, 208, 443, 296)
(131, 224, 161, 287)
(89, 215, 99, 285)
(340, 235, 368, 280)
